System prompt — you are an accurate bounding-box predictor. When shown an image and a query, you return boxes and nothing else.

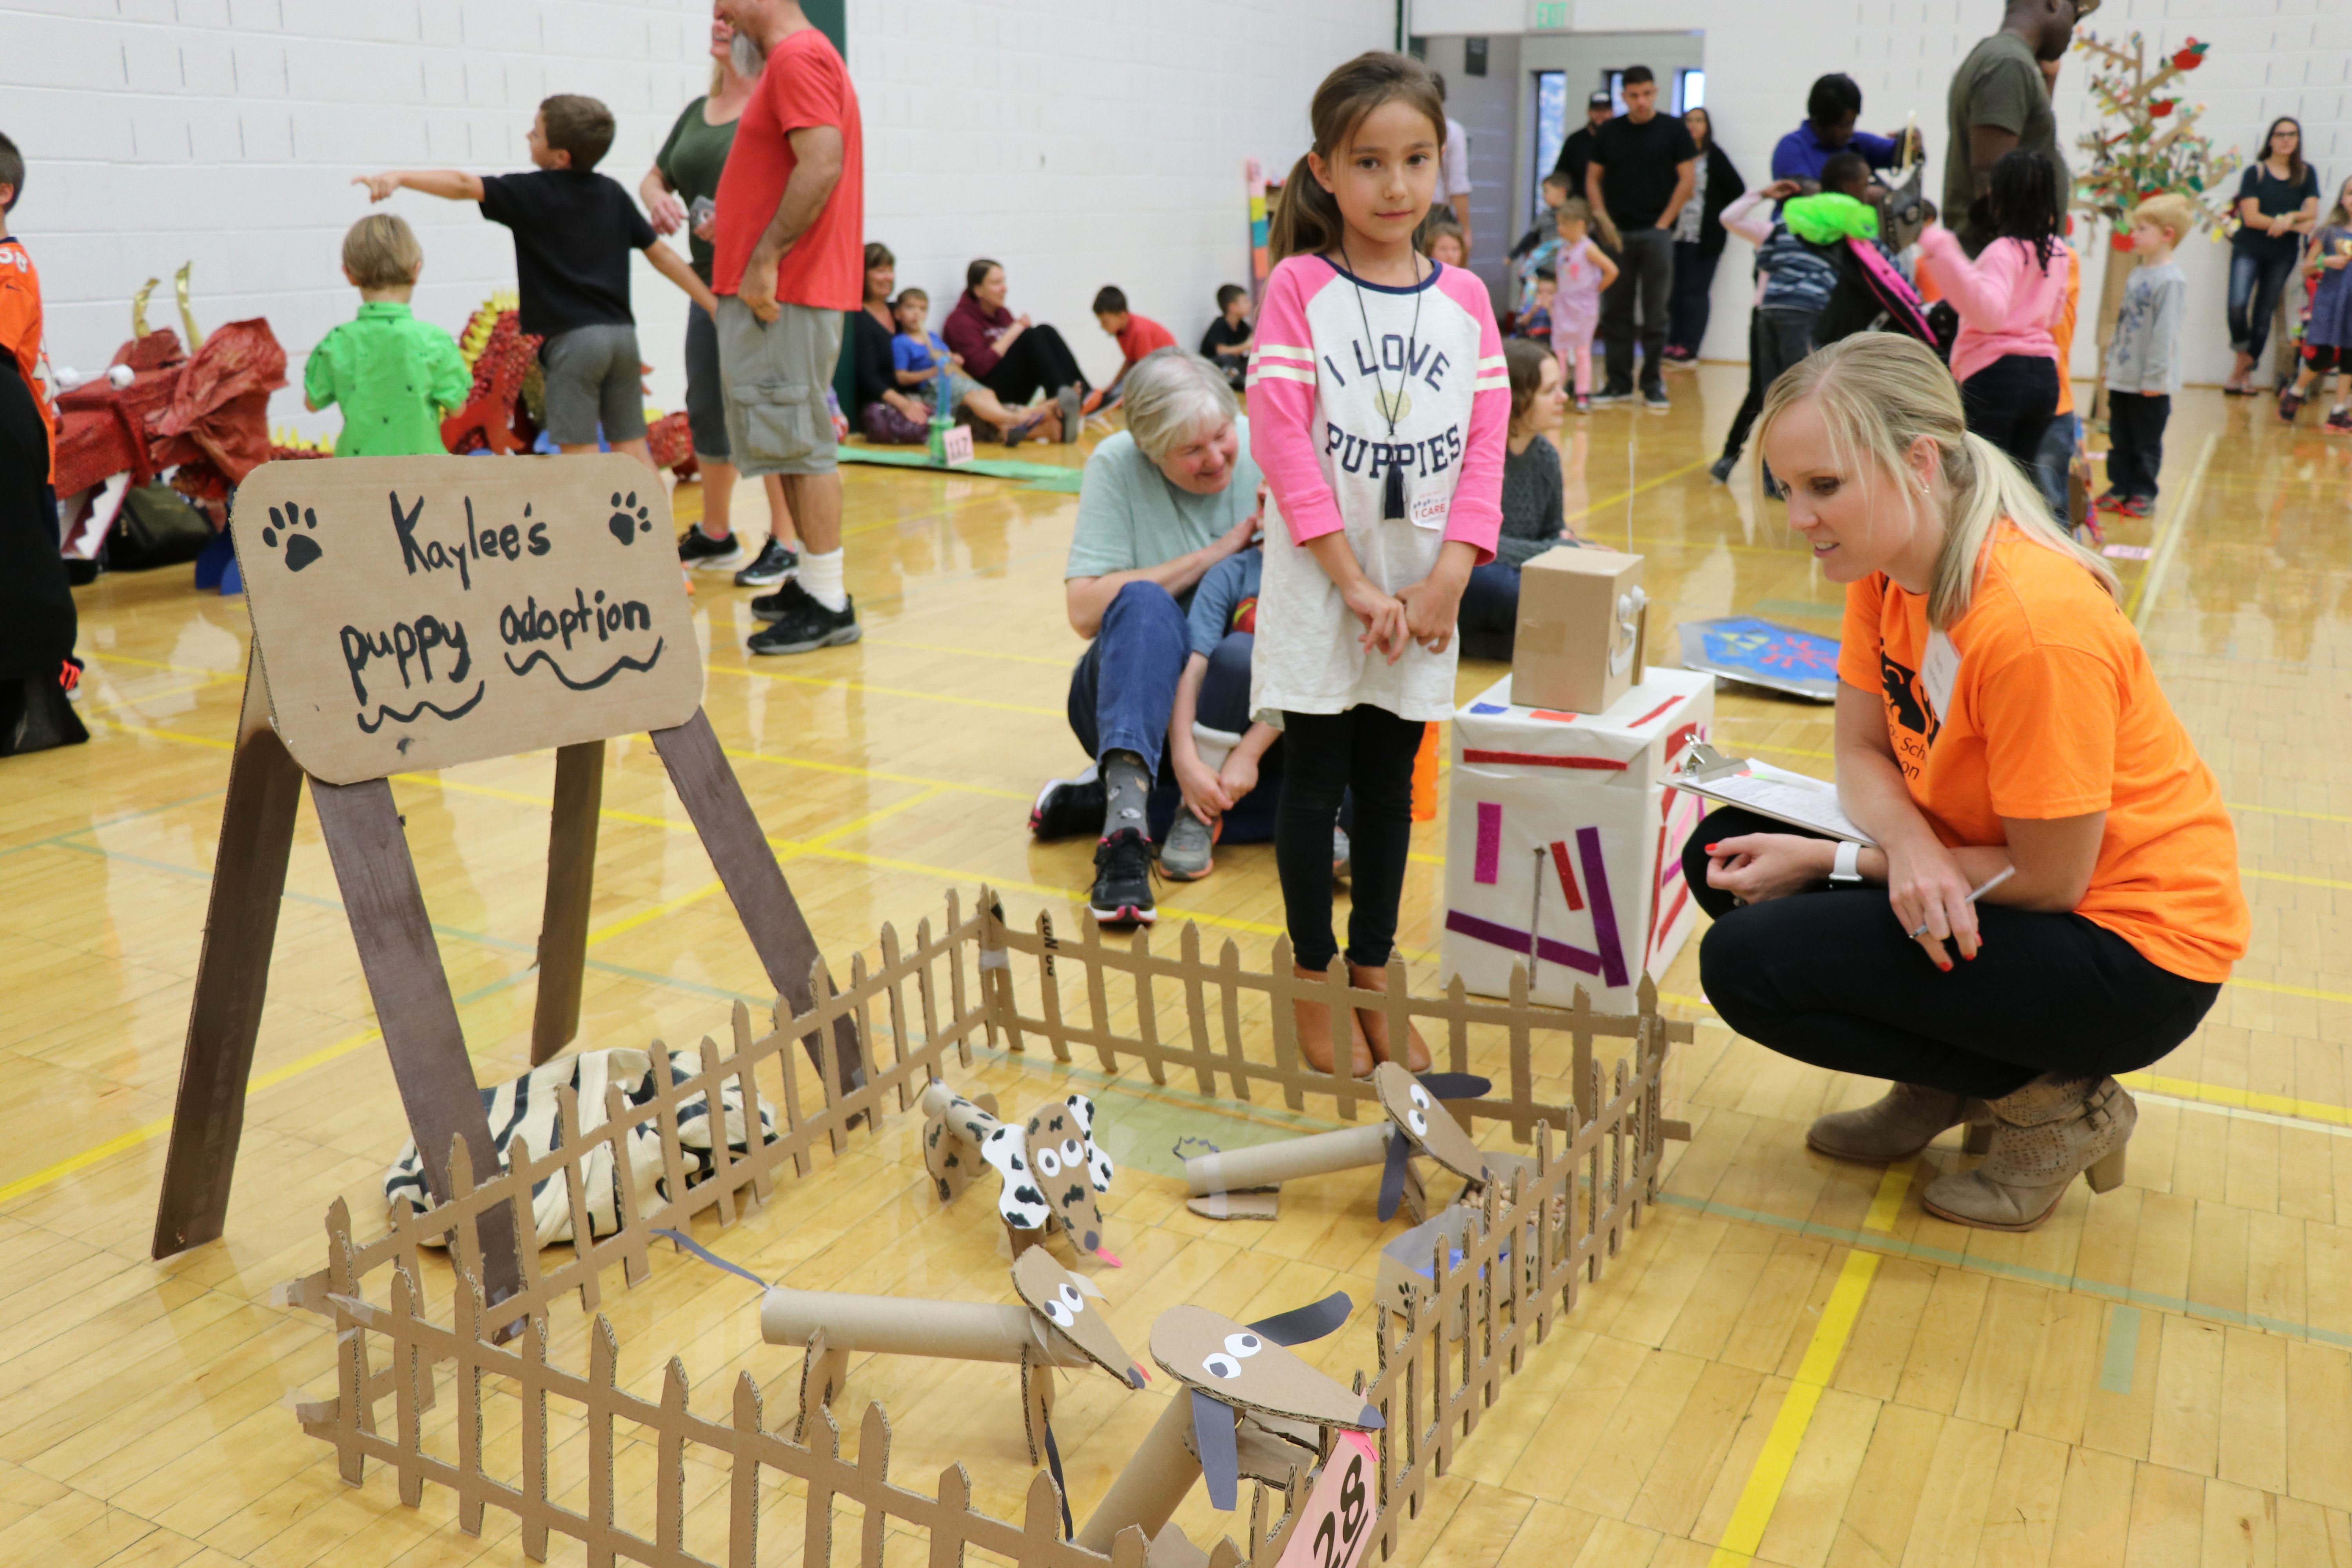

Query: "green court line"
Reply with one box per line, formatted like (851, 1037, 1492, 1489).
(2099, 1305, 2141, 1393)
(1655, 1191, 2352, 1350)
(0, 788, 230, 861)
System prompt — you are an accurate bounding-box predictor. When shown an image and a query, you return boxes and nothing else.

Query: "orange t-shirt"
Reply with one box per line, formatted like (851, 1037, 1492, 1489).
(0, 235, 54, 479)
(1836, 520, 2247, 982)
(1115, 314, 1176, 367)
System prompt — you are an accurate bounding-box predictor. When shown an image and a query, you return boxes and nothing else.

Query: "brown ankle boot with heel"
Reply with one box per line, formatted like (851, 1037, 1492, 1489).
(1292, 964, 1372, 1078)
(1921, 1074, 2136, 1231)
(1348, 961, 1430, 1072)
(1806, 1082, 1993, 1162)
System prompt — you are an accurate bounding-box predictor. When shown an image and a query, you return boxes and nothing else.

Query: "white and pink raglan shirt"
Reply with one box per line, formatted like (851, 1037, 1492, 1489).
(1246, 254, 1509, 725)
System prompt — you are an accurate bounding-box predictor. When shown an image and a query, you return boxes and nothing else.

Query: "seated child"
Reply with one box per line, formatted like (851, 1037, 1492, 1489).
(356, 94, 718, 468)
(1092, 286, 1175, 402)
(304, 214, 471, 456)
(1515, 271, 1557, 347)
(1459, 339, 1584, 661)
(892, 288, 1057, 445)
(1199, 284, 1253, 392)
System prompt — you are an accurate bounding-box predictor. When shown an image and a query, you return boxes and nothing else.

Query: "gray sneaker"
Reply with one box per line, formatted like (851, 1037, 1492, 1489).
(1160, 812, 1216, 881)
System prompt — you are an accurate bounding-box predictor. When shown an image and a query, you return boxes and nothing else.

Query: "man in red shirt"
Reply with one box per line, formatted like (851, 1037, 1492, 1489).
(1089, 285, 1176, 405)
(712, 0, 865, 656)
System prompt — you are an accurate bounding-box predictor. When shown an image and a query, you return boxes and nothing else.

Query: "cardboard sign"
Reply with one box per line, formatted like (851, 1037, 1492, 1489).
(232, 456, 703, 784)
(1274, 1432, 1378, 1568)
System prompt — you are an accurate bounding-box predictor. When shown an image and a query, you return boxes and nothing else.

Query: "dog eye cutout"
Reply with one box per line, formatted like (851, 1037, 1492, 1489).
(1223, 1332, 1262, 1358)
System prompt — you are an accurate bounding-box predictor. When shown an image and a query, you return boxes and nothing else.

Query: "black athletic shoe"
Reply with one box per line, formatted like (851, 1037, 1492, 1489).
(746, 581, 861, 655)
(1031, 766, 1105, 838)
(1588, 383, 1634, 407)
(1642, 384, 1670, 414)
(733, 535, 798, 587)
(678, 524, 747, 572)
(1089, 828, 1157, 926)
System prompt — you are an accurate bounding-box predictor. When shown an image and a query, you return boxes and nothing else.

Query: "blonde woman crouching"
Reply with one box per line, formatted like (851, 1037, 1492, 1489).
(1679, 334, 2247, 1231)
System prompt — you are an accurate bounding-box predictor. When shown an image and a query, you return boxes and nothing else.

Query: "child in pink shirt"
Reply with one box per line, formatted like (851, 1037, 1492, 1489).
(1917, 149, 2074, 468)
(1249, 51, 1507, 1077)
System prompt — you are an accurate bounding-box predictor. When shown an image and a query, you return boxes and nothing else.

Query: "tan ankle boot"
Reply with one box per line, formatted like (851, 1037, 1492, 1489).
(1293, 965, 1372, 1078)
(1805, 1083, 1985, 1162)
(1348, 962, 1430, 1072)
(1921, 1075, 2135, 1231)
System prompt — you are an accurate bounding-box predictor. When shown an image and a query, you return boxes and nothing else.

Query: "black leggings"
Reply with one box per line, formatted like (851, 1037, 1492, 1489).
(1959, 353, 2059, 473)
(1277, 706, 1423, 971)
(1682, 808, 2221, 1100)
(979, 324, 1089, 406)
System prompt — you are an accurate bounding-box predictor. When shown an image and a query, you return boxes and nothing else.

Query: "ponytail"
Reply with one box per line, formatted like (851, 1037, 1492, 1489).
(1267, 51, 1446, 267)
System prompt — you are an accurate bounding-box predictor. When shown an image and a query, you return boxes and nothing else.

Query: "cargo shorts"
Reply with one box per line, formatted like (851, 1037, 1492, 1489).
(715, 296, 843, 477)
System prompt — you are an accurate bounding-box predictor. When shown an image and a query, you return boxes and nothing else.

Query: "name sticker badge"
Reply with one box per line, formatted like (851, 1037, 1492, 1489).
(1920, 628, 1960, 722)
(1408, 491, 1448, 531)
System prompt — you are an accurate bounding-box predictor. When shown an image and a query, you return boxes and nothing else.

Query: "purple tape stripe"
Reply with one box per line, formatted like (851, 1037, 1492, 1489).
(1444, 910, 1602, 976)
(1473, 802, 1501, 885)
(1577, 826, 1630, 989)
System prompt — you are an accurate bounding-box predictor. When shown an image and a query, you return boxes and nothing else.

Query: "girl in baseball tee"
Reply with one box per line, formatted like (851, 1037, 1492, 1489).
(1249, 53, 1508, 1076)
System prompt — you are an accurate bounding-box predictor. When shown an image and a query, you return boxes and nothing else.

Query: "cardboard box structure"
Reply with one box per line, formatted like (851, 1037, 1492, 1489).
(1509, 546, 1646, 715)
(1443, 668, 1713, 1013)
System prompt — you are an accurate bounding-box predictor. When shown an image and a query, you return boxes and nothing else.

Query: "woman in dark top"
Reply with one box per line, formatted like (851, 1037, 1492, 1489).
(1459, 340, 1580, 661)
(2225, 117, 2322, 393)
(640, 8, 795, 579)
(1664, 107, 1748, 363)
(941, 260, 1095, 436)
(850, 245, 1060, 445)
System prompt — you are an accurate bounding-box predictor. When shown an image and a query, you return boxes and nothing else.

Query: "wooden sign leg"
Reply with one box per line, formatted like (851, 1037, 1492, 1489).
(309, 776, 523, 1306)
(152, 661, 305, 1258)
(530, 739, 604, 1066)
(651, 709, 862, 1092)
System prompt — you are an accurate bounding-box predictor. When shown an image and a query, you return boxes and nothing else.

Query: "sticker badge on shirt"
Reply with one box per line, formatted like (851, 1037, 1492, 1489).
(1920, 628, 1960, 724)
(1409, 491, 1448, 531)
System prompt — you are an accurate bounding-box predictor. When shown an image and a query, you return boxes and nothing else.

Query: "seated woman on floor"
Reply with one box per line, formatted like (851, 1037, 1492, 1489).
(943, 258, 1099, 440)
(1682, 334, 2245, 1233)
(1029, 349, 1316, 927)
(848, 244, 1059, 445)
(1457, 338, 1584, 661)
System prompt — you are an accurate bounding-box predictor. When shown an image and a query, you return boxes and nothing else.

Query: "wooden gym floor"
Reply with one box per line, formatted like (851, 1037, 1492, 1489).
(5, 370, 2352, 1567)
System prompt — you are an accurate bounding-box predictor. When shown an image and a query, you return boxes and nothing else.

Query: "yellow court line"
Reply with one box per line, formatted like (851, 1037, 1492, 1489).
(2117, 1072, 2352, 1130)
(2227, 800, 2352, 825)
(860, 637, 1080, 668)
(706, 662, 1065, 718)
(81, 652, 247, 680)
(78, 676, 240, 719)
(1565, 457, 1714, 528)
(721, 745, 1033, 800)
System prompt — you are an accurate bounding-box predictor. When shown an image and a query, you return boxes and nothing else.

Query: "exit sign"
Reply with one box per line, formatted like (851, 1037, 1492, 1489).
(1531, 1, 1569, 27)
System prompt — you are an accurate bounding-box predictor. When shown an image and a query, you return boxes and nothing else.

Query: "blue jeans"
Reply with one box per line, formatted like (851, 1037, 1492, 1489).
(2228, 247, 2299, 365)
(2033, 411, 2078, 523)
(1064, 582, 1279, 842)
(1457, 560, 1523, 661)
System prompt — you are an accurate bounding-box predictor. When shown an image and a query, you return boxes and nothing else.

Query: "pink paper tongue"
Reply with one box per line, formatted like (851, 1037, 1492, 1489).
(1095, 1249, 1123, 1268)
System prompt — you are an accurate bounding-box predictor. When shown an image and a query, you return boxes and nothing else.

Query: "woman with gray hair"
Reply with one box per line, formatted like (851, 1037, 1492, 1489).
(1031, 349, 1305, 926)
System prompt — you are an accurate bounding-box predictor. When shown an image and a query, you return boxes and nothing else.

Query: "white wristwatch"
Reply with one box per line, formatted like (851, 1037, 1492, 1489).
(1830, 840, 1863, 885)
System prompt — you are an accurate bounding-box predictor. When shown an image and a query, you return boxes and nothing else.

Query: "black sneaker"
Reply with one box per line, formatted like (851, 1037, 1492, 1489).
(746, 581, 860, 655)
(1708, 454, 1737, 485)
(1642, 384, 1670, 414)
(1031, 766, 1105, 838)
(733, 535, 798, 587)
(1588, 384, 1634, 407)
(678, 525, 747, 572)
(1089, 827, 1156, 926)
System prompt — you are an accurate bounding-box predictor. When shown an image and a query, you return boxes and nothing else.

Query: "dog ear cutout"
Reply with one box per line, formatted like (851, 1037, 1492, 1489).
(1415, 1071, 1492, 1102)
(1373, 1062, 1489, 1182)
(1376, 1129, 1411, 1223)
(1192, 1388, 1241, 1511)
(1245, 1290, 1354, 1348)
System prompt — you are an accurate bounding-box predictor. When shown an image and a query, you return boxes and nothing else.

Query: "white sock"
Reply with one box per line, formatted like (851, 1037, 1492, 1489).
(799, 547, 848, 612)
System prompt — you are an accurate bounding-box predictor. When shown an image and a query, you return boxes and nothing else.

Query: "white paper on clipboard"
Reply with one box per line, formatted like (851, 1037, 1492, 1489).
(1669, 748, 1876, 846)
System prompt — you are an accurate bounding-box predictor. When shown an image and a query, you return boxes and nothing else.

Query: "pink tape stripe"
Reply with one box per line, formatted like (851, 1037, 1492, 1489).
(1474, 802, 1501, 885)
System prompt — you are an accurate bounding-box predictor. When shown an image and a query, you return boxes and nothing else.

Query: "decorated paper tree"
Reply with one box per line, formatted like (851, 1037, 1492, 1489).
(2070, 31, 2239, 420)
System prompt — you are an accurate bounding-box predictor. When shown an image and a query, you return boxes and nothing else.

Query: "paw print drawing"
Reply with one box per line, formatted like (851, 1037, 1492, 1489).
(607, 491, 652, 546)
(260, 502, 323, 571)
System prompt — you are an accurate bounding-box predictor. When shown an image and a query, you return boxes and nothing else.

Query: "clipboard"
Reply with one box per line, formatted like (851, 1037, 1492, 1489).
(1669, 742, 1877, 846)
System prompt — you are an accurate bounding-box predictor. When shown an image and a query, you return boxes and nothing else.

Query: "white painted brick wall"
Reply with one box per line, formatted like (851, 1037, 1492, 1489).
(4, 0, 1393, 441)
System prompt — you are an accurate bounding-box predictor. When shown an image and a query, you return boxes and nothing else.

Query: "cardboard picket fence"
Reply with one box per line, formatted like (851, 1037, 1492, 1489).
(283, 889, 1692, 1567)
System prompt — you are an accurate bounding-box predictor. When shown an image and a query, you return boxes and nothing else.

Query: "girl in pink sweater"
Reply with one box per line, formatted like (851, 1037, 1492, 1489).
(1249, 52, 1507, 1075)
(1917, 149, 2074, 469)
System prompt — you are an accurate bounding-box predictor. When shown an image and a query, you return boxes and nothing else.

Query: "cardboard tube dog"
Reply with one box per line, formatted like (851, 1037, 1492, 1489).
(1181, 1066, 1527, 1224)
(1073, 1292, 1382, 1557)
(920, 1080, 1117, 1261)
(761, 1247, 1145, 1461)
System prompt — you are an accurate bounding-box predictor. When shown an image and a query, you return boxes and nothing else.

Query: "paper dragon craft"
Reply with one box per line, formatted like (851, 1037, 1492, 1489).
(1072, 1292, 1383, 1562)
(920, 1080, 1117, 1262)
(1181, 1065, 1528, 1225)
(759, 1246, 1146, 1461)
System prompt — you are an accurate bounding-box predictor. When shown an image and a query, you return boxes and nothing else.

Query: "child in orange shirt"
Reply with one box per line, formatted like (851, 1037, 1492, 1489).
(0, 132, 55, 488)
(1090, 285, 1175, 404)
